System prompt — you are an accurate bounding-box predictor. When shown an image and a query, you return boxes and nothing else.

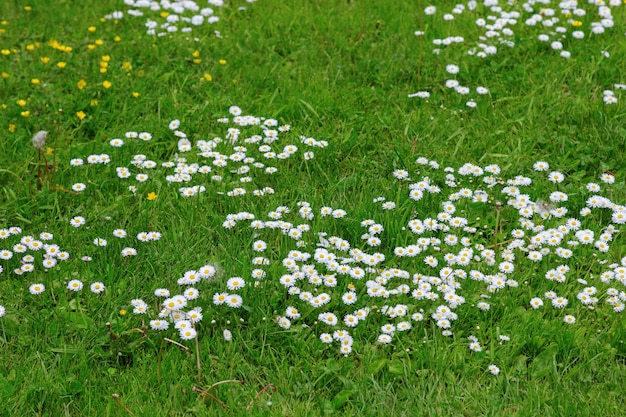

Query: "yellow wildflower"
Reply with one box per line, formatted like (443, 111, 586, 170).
(56, 62, 66, 69)
(160, 11, 169, 18)
(132, 92, 140, 98)
(102, 80, 112, 89)
(90, 99, 98, 107)
(119, 309, 127, 316)
(204, 73, 212, 82)
(87, 44, 96, 51)
(1, 49, 10, 56)
(192, 50, 200, 58)
(31, 78, 40, 85)
(1, 72, 8, 78)
(26, 44, 35, 51)
(21, 110, 30, 117)
(88, 26, 96, 32)
(46, 147, 53, 155)
(9, 124, 16, 132)
(114, 36, 121, 42)
(572, 20, 582, 26)
(76, 111, 86, 120)
(16, 99, 26, 107)
(77, 79, 86, 89)
(147, 192, 157, 201)
(219, 59, 227, 65)
(193, 58, 201, 64)
(24, 6, 32, 11)
(40, 57, 50, 64)
(101, 55, 110, 62)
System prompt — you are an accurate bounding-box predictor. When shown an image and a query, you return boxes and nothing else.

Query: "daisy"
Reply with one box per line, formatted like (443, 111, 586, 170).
(72, 183, 87, 192)
(225, 294, 243, 308)
(29, 283, 45, 294)
(563, 315, 576, 324)
(70, 216, 86, 228)
(90, 282, 105, 293)
(150, 320, 169, 331)
(179, 328, 197, 341)
(488, 365, 500, 375)
(227, 277, 246, 290)
(67, 279, 84, 291)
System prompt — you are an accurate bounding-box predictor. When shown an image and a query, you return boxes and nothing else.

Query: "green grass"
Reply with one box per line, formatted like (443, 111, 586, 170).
(1, 0, 626, 415)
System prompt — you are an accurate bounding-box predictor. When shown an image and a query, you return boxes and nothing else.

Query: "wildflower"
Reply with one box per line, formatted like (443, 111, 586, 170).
(67, 279, 83, 291)
(488, 365, 500, 375)
(29, 283, 45, 294)
(90, 282, 105, 293)
(179, 328, 197, 341)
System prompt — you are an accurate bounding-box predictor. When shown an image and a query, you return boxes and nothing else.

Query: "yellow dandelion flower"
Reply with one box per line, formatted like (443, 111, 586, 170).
(56, 62, 66, 68)
(101, 55, 110, 62)
(193, 58, 201, 64)
(572, 20, 582, 26)
(147, 192, 157, 201)
(122, 61, 132, 71)
(24, 6, 32, 11)
(76, 111, 86, 120)
(1, 49, 10, 56)
(88, 26, 96, 32)
(26, 44, 35, 51)
(192, 50, 200, 58)
(16, 99, 26, 107)
(31, 78, 40, 85)
(9, 124, 16, 132)
(90, 99, 98, 107)
(219, 59, 226, 65)
(99, 61, 108, 68)
(160, 11, 169, 18)
(119, 309, 127, 316)
(46, 147, 53, 155)
(114, 36, 121, 42)
(0, 21, 7, 25)
(1, 72, 9, 78)
(99, 17, 106, 23)
(77, 79, 86, 89)
(87, 44, 96, 51)
(40, 56, 50, 64)
(131, 92, 140, 97)
(63, 46, 72, 53)
(102, 80, 112, 89)
(204, 73, 212, 81)
(21, 110, 30, 117)
(99, 68, 107, 74)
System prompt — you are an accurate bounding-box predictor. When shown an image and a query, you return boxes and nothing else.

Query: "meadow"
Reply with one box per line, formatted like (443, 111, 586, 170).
(0, 0, 625, 415)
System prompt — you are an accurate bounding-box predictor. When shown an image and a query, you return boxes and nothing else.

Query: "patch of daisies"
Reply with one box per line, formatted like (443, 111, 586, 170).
(0, 223, 162, 299)
(67, 106, 327, 199)
(409, 63, 491, 108)
(104, 0, 256, 38)
(166, 157, 626, 360)
(415, 0, 624, 105)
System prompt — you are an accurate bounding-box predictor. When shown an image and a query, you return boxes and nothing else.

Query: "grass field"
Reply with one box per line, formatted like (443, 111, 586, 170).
(1, 0, 625, 415)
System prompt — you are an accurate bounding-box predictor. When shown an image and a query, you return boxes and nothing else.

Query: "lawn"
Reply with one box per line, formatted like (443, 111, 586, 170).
(1, 0, 625, 415)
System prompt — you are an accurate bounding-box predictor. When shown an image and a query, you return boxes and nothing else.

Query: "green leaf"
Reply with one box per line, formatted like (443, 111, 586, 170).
(367, 358, 387, 375)
(388, 360, 406, 375)
(0, 375, 16, 400)
(331, 389, 354, 410)
(529, 345, 558, 378)
(67, 312, 94, 329)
